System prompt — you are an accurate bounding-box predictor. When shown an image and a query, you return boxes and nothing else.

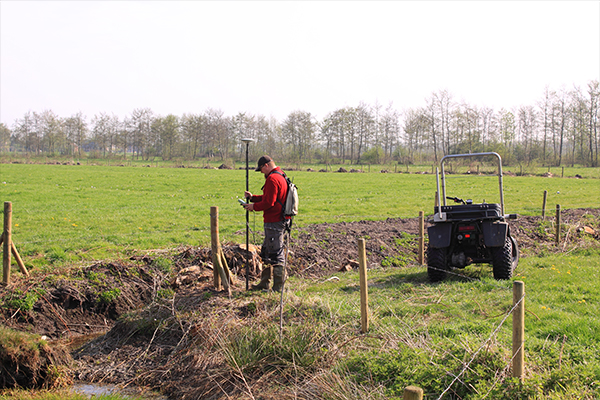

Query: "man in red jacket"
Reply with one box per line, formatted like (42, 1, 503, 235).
(242, 155, 289, 291)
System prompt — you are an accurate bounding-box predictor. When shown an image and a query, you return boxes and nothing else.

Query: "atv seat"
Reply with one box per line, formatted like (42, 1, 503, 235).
(434, 203, 502, 221)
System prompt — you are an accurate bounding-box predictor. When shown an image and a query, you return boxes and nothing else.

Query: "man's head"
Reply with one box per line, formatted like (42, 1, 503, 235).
(255, 155, 275, 174)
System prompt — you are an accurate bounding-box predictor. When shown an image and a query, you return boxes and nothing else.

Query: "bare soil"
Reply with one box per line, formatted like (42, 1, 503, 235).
(1, 208, 599, 394)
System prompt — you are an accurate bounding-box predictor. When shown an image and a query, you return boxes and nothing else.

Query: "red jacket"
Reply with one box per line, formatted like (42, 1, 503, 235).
(251, 167, 288, 223)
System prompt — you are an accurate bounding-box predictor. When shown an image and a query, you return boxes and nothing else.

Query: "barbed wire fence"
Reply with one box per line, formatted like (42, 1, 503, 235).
(2, 202, 588, 245)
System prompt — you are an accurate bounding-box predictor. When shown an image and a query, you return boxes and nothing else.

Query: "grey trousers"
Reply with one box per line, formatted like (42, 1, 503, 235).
(260, 221, 287, 265)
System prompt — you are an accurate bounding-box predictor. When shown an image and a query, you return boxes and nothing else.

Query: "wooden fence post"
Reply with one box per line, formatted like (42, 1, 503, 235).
(210, 206, 232, 295)
(418, 211, 424, 265)
(512, 280, 525, 380)
(210, 207, 222, 291)
(403, 386, 423, 400)
(555, 204, 561, 245)
(3, 202, 12, 285)
(0, 202, 29, 284)
(358, 238, 369, 333)
(541, 190, 548, 220)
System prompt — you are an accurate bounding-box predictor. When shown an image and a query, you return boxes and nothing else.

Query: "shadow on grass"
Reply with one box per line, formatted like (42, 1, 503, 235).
(373, 263, 493, 289)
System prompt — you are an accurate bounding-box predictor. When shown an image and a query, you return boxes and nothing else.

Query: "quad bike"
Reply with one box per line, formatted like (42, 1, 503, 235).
(427, 152, 519, 282)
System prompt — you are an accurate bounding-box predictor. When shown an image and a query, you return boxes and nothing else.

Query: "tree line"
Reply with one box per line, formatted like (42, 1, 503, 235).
(1, 80, 597, 167)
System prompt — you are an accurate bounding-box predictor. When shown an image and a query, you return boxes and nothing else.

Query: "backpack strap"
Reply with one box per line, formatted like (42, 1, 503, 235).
(270, 170, 292, 226)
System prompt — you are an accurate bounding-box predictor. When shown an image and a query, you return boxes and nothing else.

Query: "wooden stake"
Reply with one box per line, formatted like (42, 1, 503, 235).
(555, 204, 561, 245)
(358, 238, 369, 333)
(418, 211, 424, 265)
(403, 386, 423, 400)
(11, 241, 29, 277)
(512, 281, 525, 380)
(0, 233, 29, 278)
(219, 248, 235, 284)
(3, 202, 12, 285)
(210, 206, 222, 291)
(214, 252, 231, 296)
(541, 190, 548, 220)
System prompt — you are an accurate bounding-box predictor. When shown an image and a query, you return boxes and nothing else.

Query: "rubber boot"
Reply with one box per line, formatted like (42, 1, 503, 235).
(251, 266, 272, 290)
(272, 265, 285, 292)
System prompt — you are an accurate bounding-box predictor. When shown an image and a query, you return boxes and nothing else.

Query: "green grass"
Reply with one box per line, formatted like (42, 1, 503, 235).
(282, 247, 600, 399)
(0, 390, 140, 400)
(0, 163, 599, 270)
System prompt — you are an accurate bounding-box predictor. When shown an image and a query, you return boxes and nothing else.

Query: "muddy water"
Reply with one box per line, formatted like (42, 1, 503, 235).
(72, 382, 167, 399)
(70, 332, 167, 399)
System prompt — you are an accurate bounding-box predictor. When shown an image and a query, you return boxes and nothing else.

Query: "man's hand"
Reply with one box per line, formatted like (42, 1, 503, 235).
(243, 203, 254, 211)
(244, 191, 252, 199)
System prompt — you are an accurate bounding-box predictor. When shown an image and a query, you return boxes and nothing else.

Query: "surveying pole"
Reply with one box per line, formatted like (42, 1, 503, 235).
(241, 138, 254, 290)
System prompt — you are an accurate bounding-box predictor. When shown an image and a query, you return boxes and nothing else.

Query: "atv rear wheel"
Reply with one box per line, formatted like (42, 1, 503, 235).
(510, 235, 519, 271)
(492, 236, 515, 280)
(427, 247, 448, 282)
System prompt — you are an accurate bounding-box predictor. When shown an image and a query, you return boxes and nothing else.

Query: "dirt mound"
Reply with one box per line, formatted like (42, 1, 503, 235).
(1, 260, 165, 339)
(289, 208, 600, 277)
(290, 217, 420, 277)
(0, 327, 71, 389)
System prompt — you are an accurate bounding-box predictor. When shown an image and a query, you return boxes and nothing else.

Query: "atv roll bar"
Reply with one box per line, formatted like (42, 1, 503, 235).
(436, 152, 505, 221)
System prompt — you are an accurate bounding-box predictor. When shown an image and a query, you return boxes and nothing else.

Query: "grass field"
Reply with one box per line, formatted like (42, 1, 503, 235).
(1, 161, 600, 399)
(288, 247, 600, 399)
(0, 163, 599, 269)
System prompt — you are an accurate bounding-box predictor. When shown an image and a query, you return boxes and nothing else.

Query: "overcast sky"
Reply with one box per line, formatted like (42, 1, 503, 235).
(1, 1, 599, 126)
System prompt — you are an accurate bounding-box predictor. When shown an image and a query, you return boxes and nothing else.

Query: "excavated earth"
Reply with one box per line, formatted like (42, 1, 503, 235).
(1, 208, 599, 395)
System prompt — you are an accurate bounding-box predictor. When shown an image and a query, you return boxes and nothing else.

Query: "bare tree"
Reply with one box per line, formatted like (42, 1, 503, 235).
(539, 87, 554, 163)
(425, 95, 441, 162)
(282, 110, 315, 163)
(12, 112, 36, 153)
(64, 112, 88, 157)
(588, 80, 599, 166)
(354, 103, 374, 164)
(555, 90, 568, 166)
(0, 123, 10, 152)
(153, 114, 180, 160)
(181, 113, 207, 160)
(379, 103, 400, 161)
(402, 107, 429, 163)
(129, 108, 154, 160)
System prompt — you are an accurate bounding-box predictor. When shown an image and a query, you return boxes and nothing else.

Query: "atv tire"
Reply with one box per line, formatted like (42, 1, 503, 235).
(427, 247, 448, 282)
(510, 235, 520, 271)
(492, 236, 515, 280)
